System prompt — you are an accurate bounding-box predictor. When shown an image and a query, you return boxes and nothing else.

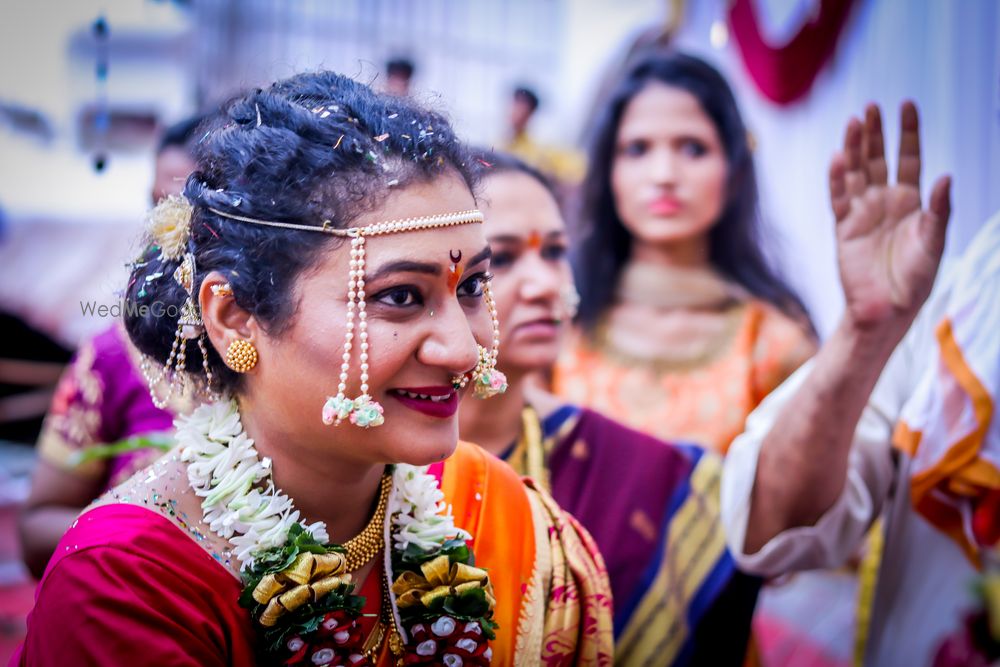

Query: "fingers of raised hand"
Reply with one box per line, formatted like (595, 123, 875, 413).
(843, 117, 867, 197)
(863, 104, 888, 185)
(897, 101, 921, 189)
(921, 175, 952, 257)
(929, 175, 952, 224)
(829, 152, 850, 221)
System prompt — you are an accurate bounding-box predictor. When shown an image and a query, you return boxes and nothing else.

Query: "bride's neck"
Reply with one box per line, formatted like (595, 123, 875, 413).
(236, 396, 385, 546)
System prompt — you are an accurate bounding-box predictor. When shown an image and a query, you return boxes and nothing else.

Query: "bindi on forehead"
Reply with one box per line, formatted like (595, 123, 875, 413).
(447, 249, 464, 290)
(489, 230, 561, 245)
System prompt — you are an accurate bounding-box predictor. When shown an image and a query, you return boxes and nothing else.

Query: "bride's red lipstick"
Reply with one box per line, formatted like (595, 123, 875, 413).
(387, 386, 459, 418)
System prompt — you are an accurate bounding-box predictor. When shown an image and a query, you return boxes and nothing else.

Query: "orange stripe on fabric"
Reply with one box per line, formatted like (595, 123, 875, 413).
(894, 318, 995, 568)
(908, 319, 995, 500)
(892, 421, 922, 457)
(441, 442, 535, 666)
(952, 459, 1000, 490)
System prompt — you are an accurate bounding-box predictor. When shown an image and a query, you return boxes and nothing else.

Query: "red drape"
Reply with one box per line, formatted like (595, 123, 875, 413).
(728, 0, 856, 105)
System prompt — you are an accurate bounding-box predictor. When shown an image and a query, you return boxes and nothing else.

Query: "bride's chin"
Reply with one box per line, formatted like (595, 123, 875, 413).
(392, 440, 460, 467)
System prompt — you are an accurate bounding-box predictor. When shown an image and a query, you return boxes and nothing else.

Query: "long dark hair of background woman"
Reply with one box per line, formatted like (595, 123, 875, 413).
(574, 51, 811, 331)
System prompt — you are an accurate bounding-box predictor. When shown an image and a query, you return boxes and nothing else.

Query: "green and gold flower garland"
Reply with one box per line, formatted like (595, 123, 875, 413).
(177, 400, 496, 666)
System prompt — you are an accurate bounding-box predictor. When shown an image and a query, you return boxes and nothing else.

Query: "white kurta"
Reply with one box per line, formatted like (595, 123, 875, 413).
(720, 241, 988, 666)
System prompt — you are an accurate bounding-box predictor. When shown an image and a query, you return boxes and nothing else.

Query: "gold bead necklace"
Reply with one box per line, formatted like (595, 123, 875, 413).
(342, 473, 392, 572)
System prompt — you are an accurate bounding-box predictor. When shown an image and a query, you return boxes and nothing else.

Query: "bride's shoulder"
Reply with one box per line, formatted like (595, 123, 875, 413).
(85, 448, 240, 577)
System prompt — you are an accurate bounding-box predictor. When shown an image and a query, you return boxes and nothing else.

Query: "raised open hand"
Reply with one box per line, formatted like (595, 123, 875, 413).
(830, 102, 951, 330)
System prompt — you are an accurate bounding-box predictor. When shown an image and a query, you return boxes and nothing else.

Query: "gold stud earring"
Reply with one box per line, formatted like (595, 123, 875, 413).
(225, 339, 258, 373)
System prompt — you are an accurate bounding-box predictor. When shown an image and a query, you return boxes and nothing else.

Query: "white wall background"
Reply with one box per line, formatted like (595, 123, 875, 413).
(665, 0, 1000, 335)
(192, 0, 564, 147)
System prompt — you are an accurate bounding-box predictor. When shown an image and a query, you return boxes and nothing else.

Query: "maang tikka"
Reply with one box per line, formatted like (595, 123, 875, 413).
(205, 205, 504, 428)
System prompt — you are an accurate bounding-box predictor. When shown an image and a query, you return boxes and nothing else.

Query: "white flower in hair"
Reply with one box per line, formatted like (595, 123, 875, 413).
(147, 194, 193, 261)
(390, 464, 470, 554)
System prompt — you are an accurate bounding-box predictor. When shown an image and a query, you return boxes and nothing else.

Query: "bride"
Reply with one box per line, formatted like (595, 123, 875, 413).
(15, 71, 613, 666)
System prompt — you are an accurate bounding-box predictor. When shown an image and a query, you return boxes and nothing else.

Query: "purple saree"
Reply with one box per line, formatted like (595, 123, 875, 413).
(505, 405, 759, 666)
(37, 323, 174, 488)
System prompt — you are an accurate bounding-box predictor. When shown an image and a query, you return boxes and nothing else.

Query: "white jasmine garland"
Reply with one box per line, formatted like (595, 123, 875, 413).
(389, 464, 470, 553)
(382, 462, 471, 647)
(179, 400, 327, 567)
(178, 400, 469, 570)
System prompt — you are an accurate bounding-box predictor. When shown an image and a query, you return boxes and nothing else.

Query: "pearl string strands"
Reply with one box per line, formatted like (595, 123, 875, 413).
(141, 335, 215, 411)
(205, 208, 483, 238)
(141, 254, 216, 410)
(486, 281, 501, 373)
(451, 281, 502, 394)
(205, 207, 486, 427)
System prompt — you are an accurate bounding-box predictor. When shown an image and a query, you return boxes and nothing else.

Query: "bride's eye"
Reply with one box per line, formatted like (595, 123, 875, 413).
(458, 272, 490, 299)
(374, 286, 423, 307)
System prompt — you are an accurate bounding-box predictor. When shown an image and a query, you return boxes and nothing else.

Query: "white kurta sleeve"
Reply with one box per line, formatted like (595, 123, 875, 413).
(718, 270, 953, 578)
(722, 233, 970, 577)
(719, 339, 929, 577)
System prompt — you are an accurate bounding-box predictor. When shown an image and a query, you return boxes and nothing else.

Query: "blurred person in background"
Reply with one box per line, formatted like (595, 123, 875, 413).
(461, 150, 760, 666)
(505, 86, 585, 187)
(506, 86, 540, 151)
(384, 57, 415, 97)
(557, 51, 816, 455)
(17, 114, 206, 579)
(151, 116, 203, 203)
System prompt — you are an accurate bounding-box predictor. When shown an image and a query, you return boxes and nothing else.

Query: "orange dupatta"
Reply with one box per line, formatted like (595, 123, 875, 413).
(438, 442, 614, 665)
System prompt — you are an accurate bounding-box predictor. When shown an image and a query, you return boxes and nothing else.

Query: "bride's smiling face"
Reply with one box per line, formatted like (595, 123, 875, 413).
(237, 173, 491, 466)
